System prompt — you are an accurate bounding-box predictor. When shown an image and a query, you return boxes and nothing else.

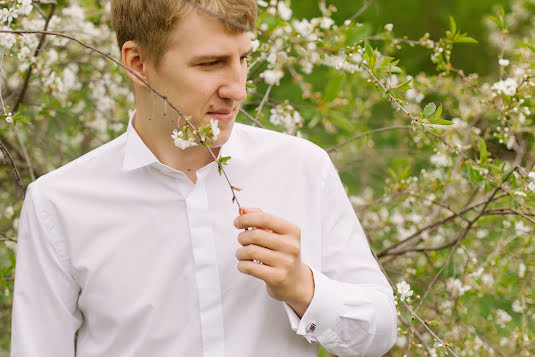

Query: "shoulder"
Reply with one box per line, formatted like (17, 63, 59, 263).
(29, 133, 127, 198)
(232, 123, 331, 166)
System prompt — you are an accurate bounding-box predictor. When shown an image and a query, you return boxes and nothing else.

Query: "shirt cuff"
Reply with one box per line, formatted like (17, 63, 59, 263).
(283, 265, 344, 343)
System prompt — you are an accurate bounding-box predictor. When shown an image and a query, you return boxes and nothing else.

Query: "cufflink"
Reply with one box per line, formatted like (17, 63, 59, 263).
(307, 323, 316, 334)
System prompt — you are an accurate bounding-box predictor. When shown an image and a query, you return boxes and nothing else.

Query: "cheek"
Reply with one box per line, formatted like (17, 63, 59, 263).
(181, 74, 221, 102)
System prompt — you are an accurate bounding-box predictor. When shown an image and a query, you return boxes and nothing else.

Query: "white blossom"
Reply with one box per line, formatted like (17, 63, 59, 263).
(512, 300, 525, 313)
(293, 18, 313, 37)
(0, 27, 16, 49)
(4, 206, 14, 218)
(496, 309, 512, 327)
(277, 2, 292, 21)
(498, 58, 510, 67)
(320, 17, 334, 29)
(210, 119, 220, 140)
(269, 104, 303, 134)
(262, 69, 284, 85)
(514, 221, 531, 236)
(4, 112, 13, 124)
(492, 78, 517, 96)
(430, 153, 452, 167)
(396, 281, 414, 302)
(447, 278, 471, 297)
(518, 263, 526, 278)
(528, 171, 535, 192)
(406, 89, 424, 103)
(251, 39, 260, 52)
(171, 129, 198, 150)
(384, 23, 394, 32)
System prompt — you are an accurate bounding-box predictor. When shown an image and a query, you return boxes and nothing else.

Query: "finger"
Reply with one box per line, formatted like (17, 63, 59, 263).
(239, 207, 263, 215)
(234, 212, 299, 235)
(237, 260, 283, 283)
(236, 244, 292, 268)
(237, 229, 286, 252)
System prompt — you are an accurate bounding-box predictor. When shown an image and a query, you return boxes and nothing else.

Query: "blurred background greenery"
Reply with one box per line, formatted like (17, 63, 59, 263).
(295, 0, 509, 76)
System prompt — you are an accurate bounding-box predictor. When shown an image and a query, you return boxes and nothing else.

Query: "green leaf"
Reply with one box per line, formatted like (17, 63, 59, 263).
(393, 79, 412, 91)
(388, 66, 403, 73)
(487, 16, 502, 30)
(487, 9, 506, 30)
(423, 103, 437, 118)
(449, 16, 457, 37)
(454, 35, 478, 44)
(519, 41, 535, 54)
(428, 104, 443, 122)
(328, 112, 354, 132)
(324, 74, 346, 102)
(363, 44, 377, 70)
(479, 139, 490, 162)
(15, 117, 32, 125)
(216, 156, 232, 175)
(364, 44, 374, 60)
(345, 24, 371, 46)
(218, 156, 231, 165)
(430, 118, 453, 125)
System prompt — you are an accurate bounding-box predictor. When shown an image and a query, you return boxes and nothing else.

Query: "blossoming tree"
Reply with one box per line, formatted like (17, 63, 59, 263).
(0, 0, 534, 356)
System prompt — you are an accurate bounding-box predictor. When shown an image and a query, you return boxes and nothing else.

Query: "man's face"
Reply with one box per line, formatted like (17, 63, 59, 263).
(146, 9, 252, 147)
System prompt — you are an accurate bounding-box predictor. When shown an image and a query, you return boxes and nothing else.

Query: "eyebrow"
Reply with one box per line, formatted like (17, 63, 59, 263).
(190, 47, 254, 63)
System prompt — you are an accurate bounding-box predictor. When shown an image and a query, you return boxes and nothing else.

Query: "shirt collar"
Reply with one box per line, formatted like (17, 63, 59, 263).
(122, 110, 240, 172)
(122, 111, 160, 171)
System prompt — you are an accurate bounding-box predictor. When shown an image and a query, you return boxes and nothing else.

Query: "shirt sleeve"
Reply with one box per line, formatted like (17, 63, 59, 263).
(11, 183, 82, 357)
(284, 151, 397, 357)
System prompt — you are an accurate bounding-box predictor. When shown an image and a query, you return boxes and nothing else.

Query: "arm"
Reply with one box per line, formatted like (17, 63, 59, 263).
(285, 153, 397, 357)
(11, 183, 82, 357)
(234, 152, 397, 357)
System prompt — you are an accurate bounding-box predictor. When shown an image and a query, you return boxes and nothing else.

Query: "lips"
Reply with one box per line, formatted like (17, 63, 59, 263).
(207, 108, 235, 122)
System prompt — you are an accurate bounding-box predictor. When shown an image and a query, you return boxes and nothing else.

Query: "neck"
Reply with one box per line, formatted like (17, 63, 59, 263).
(133, 109, 220, 183)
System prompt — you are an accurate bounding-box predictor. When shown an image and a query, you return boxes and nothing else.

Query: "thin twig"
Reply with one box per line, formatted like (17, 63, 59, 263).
(1, 29, 244, 209)
(348, 0, 376, 23)
(14, 0, 56, 112)
(0, 231, 17, 243)
(377, 192, 509, 257)
(0, 139, 24, 196)
(239, 107, 264, 128)
(256, 84, 272, 122)
(483, 209, 535, 224)
(1, 52, 36, 186)
(327, 125, 412, 153)
(366, 237, 459, 356)
(414, 169, 515, 312)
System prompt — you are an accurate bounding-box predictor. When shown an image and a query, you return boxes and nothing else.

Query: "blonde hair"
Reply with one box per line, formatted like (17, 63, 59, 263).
(111, 0, 257, 67)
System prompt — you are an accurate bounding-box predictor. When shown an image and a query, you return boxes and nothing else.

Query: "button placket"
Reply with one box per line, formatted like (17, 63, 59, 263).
(186, 180, 225, 357)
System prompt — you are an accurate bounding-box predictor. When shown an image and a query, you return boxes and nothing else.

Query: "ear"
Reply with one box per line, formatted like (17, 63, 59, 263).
(121, 40, 151, 88)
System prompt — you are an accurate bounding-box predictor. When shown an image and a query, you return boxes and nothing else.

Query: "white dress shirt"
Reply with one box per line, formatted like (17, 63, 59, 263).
(11, 113, 397, 357)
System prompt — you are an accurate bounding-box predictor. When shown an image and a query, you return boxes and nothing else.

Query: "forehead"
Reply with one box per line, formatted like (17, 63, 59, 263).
(166, 9, 251, 57)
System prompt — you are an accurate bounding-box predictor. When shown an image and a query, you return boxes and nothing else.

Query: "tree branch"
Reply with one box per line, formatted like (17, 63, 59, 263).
(13, 0, 56, 112)
(1, 29, 245, 210)
(327, 125, 412, 153)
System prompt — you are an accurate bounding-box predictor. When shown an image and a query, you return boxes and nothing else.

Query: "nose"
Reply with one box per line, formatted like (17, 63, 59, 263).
(218, 59, 247, 102)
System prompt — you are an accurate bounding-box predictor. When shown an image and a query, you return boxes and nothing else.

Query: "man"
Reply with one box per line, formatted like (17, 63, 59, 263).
(11, 1, 397, 356)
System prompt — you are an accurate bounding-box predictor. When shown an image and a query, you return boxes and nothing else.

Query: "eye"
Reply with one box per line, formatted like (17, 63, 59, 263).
(240, 55, 250, 64)
(200, 60, 220, 67)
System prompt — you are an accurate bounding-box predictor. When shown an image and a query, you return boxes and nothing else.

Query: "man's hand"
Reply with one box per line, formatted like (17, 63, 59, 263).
(233, 208, 314, 317)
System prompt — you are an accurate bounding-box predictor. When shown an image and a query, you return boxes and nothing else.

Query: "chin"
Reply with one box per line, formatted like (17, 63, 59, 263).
(211, 122, 234, 149)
